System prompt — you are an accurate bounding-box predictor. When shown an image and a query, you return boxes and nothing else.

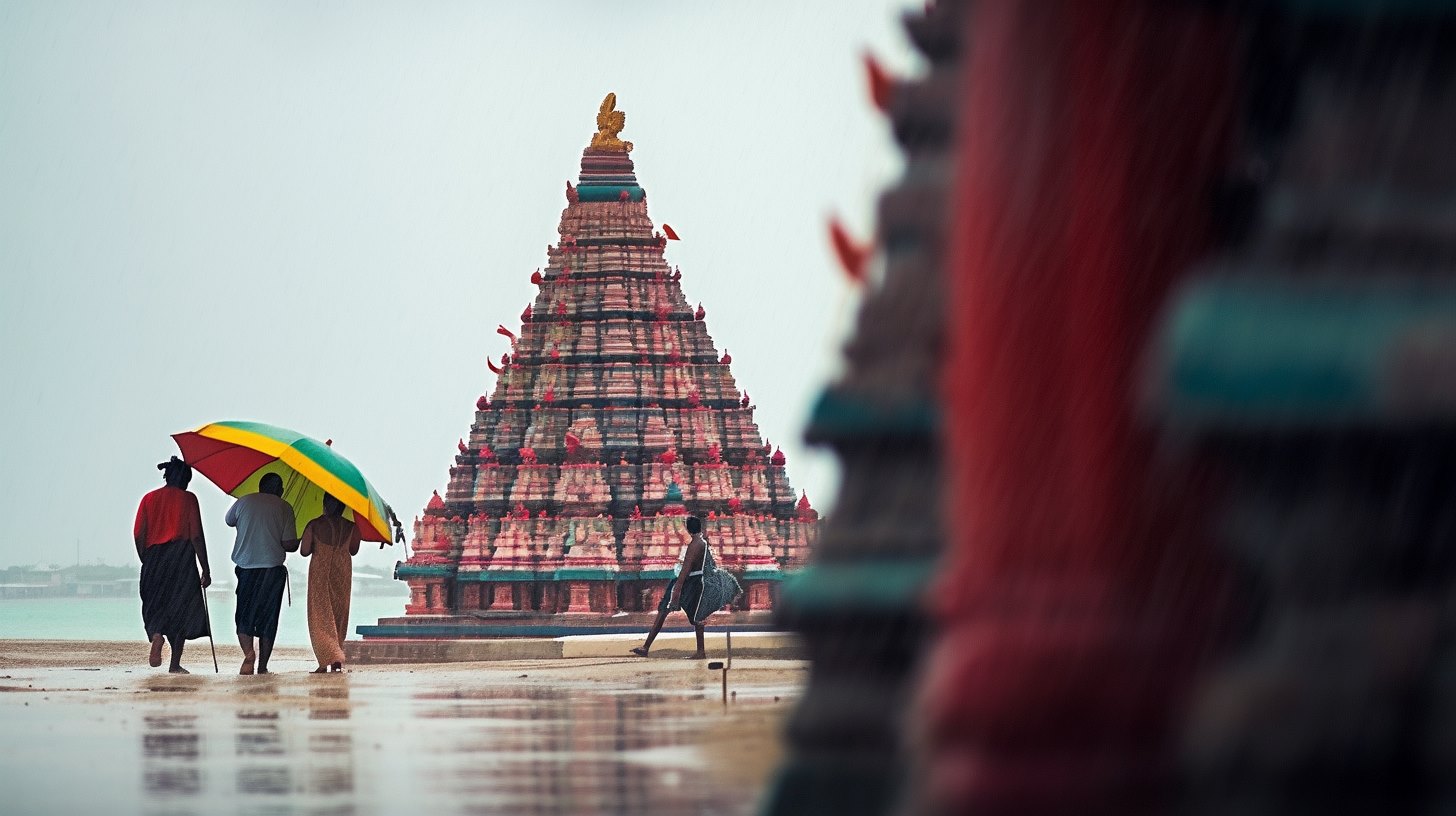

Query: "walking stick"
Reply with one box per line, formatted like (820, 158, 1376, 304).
(199, 579, 219, 673)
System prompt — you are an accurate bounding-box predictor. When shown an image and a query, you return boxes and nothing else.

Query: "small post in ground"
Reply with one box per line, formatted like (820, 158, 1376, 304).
(708, 661, 727, 706)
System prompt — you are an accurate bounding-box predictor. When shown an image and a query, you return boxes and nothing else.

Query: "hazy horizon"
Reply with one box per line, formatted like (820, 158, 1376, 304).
(0, 2, 922, 570)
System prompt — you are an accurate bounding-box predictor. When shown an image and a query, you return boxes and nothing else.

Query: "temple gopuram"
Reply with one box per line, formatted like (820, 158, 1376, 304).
(380, 94, 819, 632)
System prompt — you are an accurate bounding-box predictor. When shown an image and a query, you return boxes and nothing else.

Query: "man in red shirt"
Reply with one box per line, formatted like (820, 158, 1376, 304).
(133, 457, 213, 672)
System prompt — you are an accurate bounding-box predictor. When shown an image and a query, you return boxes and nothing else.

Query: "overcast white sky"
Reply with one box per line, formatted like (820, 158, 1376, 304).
(0, 1, 922, 569)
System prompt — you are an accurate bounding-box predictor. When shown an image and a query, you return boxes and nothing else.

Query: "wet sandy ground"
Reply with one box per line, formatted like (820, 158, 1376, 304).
(0, 640, 805, 815)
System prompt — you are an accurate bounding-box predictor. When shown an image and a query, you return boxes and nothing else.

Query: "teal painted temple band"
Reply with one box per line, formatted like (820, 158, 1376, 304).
(1153, 278, 1456, 425)
(575, 185, 645, 202)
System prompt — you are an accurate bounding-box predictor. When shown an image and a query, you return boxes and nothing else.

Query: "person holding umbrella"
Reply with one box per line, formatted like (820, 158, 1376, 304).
(172, 421, 404, 673)
(225, 473, 298, 675)
(133, 457, 212, 673)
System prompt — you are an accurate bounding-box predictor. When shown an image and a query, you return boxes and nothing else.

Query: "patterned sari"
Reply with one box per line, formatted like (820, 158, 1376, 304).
(304, 516, 358, 666)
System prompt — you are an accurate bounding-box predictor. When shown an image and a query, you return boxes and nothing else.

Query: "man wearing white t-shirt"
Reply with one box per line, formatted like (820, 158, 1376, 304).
(225, 473, 298, 675)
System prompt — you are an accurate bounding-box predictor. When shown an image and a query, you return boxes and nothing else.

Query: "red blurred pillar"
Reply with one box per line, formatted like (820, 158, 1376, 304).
(919, 2, 1236, 812)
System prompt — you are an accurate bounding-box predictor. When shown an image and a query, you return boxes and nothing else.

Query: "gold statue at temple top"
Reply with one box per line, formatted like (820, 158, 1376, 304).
(590, 93, 633, 153)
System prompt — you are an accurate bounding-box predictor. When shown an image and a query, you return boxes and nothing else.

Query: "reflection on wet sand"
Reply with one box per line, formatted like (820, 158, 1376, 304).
(303, 679, 356, 803)
(13, 662, 796, 816)
(236, 709, 291, 798)
(137, 690, 358, 814)
(143, 713, 202, 799)
(414, 685, 749, 813)
(308, 677, 351, 721)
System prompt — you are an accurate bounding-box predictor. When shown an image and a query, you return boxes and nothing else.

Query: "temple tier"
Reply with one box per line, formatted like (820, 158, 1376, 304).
(394, 99, 819, 620)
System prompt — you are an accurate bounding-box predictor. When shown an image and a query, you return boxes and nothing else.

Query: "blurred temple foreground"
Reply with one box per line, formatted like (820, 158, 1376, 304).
(769, 1, 1456, 815)
(367, 95, 820, 642)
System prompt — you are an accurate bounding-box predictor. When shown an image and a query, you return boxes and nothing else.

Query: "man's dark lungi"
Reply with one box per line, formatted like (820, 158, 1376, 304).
(235, 565, 287, 640)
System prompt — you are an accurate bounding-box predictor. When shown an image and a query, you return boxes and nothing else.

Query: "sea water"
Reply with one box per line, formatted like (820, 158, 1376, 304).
(0, 591, 408, 647)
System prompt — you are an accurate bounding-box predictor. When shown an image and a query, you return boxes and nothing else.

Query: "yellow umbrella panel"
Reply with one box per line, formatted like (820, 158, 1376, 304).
(174, 421, 400, 544)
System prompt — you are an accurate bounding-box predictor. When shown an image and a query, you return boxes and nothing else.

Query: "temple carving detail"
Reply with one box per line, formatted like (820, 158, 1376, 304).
(396, 95, 819, 618)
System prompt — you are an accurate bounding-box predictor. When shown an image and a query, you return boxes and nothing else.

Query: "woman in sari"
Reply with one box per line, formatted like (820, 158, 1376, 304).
(133, 456, 212, 672)
(300, 494, 360, 673)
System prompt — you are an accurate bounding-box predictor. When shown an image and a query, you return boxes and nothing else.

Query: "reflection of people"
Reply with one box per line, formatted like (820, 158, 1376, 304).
(631, 515, 707, 659)
(301, 494, 361, 673)
(225, 473, 298, 675)
(133, 457, 212, 673)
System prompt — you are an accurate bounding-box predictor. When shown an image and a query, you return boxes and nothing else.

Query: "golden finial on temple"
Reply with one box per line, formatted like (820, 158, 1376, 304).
(589, 92, 633, 153)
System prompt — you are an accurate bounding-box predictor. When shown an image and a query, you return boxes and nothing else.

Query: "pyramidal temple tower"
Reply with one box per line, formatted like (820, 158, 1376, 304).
(393, 94, 820, 621)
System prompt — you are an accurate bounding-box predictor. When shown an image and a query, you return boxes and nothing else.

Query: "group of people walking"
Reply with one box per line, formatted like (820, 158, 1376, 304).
(132, 457, 360, 674)
(135, 456, 737, 674)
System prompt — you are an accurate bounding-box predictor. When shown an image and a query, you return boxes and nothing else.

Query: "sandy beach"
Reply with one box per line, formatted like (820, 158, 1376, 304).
(0, 639, 806, 815)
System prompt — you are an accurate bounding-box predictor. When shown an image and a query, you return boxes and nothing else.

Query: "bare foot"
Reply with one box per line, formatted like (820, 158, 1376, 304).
(629, 646, 649, 657)
(330, 662, 343, 673)
(257, 667, 270, 675)
(240, 655, 256, 675)
(690, 651, 706, 660)
(149, 634, 164, 668)
(168, 666, 190, 674)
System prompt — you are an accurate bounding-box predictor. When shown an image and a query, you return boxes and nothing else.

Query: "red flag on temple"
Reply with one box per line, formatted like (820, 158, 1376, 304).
(864, 52, 895, 113)
(829, 217, 872, 284)
(662, 223, 680, 240)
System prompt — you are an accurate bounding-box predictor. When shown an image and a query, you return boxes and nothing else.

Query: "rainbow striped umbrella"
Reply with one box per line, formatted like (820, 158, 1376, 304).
(173, 421, 401, 544)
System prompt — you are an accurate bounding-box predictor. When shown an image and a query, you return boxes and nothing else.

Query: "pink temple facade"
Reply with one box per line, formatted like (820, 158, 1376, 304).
(395, 96, 820, 617)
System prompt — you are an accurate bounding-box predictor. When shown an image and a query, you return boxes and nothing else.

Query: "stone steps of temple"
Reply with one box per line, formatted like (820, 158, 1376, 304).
(348, 617, 797, 663)
(345, 635, 800, 663)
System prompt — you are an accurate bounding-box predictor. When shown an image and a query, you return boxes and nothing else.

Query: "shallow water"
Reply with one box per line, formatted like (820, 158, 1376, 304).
(0, 661, 790, 815)
(0, 594, 407, 647)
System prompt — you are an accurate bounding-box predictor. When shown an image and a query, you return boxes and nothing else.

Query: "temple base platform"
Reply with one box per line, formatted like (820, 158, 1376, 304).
(347, 621, 797, 664)
(357, 609, 774, 639)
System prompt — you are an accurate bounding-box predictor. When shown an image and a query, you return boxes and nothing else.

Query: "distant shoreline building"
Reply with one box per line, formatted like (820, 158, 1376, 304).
(391, 95, 819, 622)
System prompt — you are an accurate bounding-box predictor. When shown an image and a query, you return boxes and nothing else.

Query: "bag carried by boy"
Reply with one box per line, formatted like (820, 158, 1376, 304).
(689, 543, 742, 625)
